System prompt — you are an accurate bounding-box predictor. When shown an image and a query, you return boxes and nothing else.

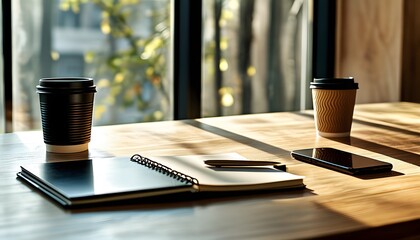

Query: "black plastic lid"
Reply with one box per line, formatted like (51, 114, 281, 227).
(37, 77, 96, 93)
(310, 77, 358, 90)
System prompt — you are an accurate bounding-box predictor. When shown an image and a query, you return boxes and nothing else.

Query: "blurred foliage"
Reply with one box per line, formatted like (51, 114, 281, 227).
(59, 0, 170, 123)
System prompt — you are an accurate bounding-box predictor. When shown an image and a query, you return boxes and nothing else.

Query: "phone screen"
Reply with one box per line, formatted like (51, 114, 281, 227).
(291, 148, 392, 175)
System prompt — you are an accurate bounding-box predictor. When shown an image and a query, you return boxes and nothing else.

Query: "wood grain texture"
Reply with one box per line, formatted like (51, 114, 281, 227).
(401, 0, 420, 103)
(335, 0, 403, 103)
(0, 102, 419, 239)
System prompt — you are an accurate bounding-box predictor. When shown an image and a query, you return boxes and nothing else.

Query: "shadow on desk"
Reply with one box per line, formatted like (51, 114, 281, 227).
(295, 112, 420, 167)
(331, 137, 420, 168)
(311, 203, 420, 240)
(184, 120, 291, 157)
(73, 188, 314, 213)
(65, 188, 314, 213)
(15, 174, 314, 213)
(45, 149, 115, 162)
(354, 170, 404, 180)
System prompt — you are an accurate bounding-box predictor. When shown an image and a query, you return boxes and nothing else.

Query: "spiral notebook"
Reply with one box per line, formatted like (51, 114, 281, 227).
(17, 153, 305, 207)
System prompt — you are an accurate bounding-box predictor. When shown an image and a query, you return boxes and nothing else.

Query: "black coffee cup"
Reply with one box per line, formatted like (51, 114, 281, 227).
(37, 77, 96, 153)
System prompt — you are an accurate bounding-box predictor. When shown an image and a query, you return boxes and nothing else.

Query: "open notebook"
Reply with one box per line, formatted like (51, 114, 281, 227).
(17, 153, 305, 207)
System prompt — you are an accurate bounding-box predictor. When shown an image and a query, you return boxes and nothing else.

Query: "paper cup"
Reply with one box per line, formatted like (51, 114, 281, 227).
(37, 77, 96, 153)
(310, 78, 358, 138)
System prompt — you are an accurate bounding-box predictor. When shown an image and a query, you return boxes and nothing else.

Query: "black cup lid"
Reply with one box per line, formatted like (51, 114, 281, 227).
(310, 77, 358, 90)
(37, 77, 96, 93)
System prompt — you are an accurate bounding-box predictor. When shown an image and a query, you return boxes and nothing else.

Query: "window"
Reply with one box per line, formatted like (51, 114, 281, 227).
(202, 0, 312, 117)
(2, 0, 315, 133)
(12, 0, 172, 131)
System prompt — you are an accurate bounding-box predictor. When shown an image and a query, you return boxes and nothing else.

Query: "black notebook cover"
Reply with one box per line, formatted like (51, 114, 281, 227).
(17, 157, 194, 207)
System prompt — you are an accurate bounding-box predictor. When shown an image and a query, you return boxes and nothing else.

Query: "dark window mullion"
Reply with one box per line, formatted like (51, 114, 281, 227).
(173, 0, 202, 120)
(312, 0, 336, 78)
(2, 0, 12, 132)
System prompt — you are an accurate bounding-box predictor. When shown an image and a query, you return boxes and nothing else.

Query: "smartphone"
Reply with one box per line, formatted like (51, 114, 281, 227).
(291, 148, 393, 175)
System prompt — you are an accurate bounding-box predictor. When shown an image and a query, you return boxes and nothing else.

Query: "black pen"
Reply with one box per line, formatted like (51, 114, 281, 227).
(204, 160, 287, 171)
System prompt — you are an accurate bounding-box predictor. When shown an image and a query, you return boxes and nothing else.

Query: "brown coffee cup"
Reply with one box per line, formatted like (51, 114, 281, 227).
(310, 77, 358, 137)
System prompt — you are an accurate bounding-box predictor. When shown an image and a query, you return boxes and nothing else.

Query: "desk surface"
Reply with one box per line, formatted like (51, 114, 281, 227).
(1, 102, 419, 239)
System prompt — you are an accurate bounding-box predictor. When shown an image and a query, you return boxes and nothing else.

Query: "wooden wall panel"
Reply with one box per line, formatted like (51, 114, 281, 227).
(335, 0, 403, 104)
(401, 0, 420, 103)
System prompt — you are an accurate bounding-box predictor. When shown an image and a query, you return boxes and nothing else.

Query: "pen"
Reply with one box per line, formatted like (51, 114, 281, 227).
(204, 160, 287, 171)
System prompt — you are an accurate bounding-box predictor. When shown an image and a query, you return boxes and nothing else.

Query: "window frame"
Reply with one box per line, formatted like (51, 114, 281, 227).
(1, 0, 335, 132)
(2, 0, 12, 133)
(312, 0, 336, 78)
(173, 0, 202, 120)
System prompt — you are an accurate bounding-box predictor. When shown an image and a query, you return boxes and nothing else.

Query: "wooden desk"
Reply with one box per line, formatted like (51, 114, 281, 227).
(1, 102, 419, 239)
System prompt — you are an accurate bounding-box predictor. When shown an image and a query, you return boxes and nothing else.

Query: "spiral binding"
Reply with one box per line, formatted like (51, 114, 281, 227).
(130, 154, 199, 186)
